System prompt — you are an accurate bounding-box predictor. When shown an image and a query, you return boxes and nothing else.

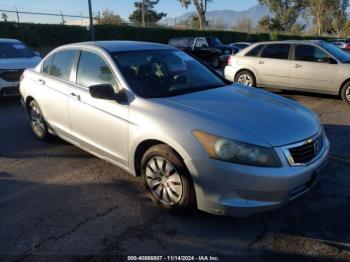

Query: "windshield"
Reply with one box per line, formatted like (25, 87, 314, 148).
(211, 37, 223, 46)
(112, 50, 227, 98)
(320, 42, 350, 63)
(0, 42, 33, 59)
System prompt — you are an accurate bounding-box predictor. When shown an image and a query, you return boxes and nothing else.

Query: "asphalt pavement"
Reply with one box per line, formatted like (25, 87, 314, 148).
(0, 90, 350, 262)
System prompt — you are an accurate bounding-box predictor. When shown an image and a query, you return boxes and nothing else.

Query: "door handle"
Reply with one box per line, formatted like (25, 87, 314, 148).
(38, 79, 45, 85)
(258, 60, 265, 64)
(294, 64, 302, 68)
(70, 92, 81, 101)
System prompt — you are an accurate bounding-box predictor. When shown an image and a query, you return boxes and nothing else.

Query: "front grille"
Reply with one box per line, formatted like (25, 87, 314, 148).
(288, 135, 323, 165)
(0, 70, 24, 82)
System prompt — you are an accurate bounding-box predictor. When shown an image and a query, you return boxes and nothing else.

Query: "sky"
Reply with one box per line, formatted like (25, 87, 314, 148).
(0, 0, 258, 23)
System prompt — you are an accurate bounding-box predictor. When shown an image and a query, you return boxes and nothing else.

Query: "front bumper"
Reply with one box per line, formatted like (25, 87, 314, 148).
(185, 134, 330, 217)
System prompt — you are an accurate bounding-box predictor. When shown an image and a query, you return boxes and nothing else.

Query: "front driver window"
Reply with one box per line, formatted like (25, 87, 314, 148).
(76, 51, 117, 88)
(295, 45, 330, 63)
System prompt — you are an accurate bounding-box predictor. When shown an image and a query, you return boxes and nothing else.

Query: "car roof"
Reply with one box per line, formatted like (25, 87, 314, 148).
(0, 38, 21, 43)
(252, 40, 326, 45)
(62, 41, 175, 52)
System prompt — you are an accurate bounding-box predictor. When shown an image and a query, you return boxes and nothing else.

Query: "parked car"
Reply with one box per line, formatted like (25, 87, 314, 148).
(224, 40, 350, 104)
(168, 36, 238, 68)
(0, 38, 41, 97)
(230, 42, 251, 50)
(20, 41, 329, 217)
(329, 39, 350, 50)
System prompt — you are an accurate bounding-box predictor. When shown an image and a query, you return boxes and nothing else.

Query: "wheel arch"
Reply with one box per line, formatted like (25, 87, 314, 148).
(133, 139, 187, 178)
(234, 68, 256, 82)
(25, 96, 35, 115)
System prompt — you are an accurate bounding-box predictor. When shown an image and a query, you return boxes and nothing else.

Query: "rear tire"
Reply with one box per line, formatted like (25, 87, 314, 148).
(235, 70, 256, 87)
(210, 55, 221, 69)
(28, 100, 51, 141)
(341, 82, 350, 104)
(141, 144, 195, 214)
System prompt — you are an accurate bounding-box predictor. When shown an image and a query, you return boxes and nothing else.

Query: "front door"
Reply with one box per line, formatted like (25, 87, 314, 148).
(68, 50, 129, 167)
(290, 44, 338, 92)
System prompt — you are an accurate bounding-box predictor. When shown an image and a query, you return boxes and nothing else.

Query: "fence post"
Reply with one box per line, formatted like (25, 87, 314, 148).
(60, 10, 65, 24)
(15, 7, 20, 23)
(88, 0, 95, 41)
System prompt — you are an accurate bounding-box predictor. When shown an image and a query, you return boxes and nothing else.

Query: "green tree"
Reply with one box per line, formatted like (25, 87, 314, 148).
(178, 0, 212, 30)
(190, 15, 200, 29)
(332, 0, 349, 37)
(258, 0, 304, 31)
(129, 0, 166, 26)
(99, 9, 123, 25)
(306, 0, 348, 36)
(257, 15, 272, 32)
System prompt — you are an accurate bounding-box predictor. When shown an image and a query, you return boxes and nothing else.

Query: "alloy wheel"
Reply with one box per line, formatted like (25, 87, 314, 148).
(30, 104, 45, 137)
(145, 156, 183, 206)
(346, 86, 350, 102)
(237, 74, 253, 86)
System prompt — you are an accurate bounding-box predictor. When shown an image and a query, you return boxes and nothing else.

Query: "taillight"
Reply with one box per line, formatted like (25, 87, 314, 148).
(227, 56, 233, 66)
(345, 44, 350, 49)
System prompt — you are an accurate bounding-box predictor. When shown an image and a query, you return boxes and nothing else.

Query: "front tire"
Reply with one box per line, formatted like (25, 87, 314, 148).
(341, 82, 350, 104)
(235, 70, 256, 87)
(141, 144, 195, 214)
(28, 100, 51, 141)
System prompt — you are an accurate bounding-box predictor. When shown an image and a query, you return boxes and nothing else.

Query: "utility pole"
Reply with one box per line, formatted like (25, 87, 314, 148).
(141, 0, 145, 27)
(88, 0, 95, 41)
(15, 7, 20, 23)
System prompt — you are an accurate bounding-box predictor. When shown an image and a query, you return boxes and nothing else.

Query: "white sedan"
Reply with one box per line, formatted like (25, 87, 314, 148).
(0, 38, 41, 97)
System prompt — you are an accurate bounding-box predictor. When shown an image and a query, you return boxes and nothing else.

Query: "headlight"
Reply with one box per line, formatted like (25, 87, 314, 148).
(193, 130, 281, 167)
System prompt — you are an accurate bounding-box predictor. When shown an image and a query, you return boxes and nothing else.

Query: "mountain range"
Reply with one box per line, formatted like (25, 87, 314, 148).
(160, 4, 313, 30)
(161, 4, 269, 27)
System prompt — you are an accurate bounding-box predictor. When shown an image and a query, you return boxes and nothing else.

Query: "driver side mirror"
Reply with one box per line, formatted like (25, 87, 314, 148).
(89, 84, 128, 103)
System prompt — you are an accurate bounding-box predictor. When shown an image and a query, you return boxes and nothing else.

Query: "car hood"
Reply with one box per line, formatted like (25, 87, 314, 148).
(163, 85, 320, 147)
(0, 57, 41, 70)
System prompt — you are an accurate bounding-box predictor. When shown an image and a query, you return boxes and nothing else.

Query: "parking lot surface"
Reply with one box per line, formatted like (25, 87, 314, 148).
(1, 90, 350, 261)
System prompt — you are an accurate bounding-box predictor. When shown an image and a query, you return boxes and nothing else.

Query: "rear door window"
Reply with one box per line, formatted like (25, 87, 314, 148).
(261, 44, 290, 59)
(49, 50, 78, 81)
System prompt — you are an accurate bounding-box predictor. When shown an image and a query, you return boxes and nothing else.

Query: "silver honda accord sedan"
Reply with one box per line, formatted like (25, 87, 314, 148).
(20, 41, 330, 217)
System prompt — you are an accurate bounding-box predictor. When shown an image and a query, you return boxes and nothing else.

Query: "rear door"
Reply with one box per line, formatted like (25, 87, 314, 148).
(256, 44, 292, 88)
(289, 44, 338, 92)
(40, 49, 79, 137)
(68, 50, 129, 167)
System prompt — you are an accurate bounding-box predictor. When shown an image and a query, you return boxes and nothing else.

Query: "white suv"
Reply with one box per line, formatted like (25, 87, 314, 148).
(224, 40, 350, 104)
(0, 38, 41, 97)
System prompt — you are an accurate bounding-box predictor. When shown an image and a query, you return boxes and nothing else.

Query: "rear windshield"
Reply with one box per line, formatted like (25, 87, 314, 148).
(0, 42, 33, 59)
(168, 38, 192, 48)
